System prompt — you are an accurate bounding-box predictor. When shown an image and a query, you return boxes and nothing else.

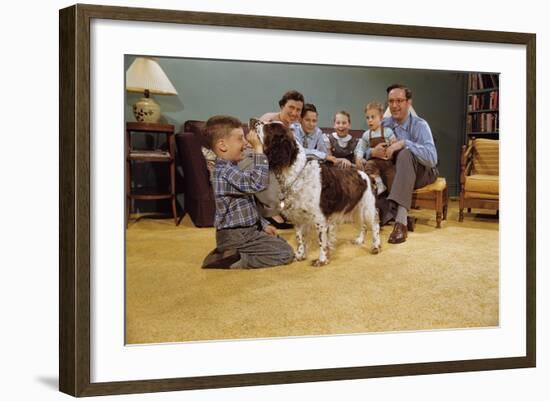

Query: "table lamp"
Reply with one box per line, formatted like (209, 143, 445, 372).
(126, 57, 178, 123)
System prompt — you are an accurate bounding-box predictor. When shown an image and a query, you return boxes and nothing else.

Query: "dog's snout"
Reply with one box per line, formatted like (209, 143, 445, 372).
(248, 117, 265, 145)
(249, 118, 262, 130)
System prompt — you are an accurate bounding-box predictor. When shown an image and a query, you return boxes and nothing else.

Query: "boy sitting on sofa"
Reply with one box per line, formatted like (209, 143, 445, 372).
(293, 103, 337, 163)
(201, 115, 295, 269)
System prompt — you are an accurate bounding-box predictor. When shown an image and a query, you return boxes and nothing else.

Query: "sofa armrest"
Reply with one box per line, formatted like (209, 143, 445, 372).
(175, 128, 215, 227)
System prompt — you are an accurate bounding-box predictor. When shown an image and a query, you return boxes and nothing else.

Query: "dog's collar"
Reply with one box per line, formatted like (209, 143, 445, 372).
(279, 159, 311, 208)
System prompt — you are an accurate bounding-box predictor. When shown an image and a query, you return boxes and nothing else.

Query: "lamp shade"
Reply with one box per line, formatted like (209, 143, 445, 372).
(126, 57, 178, 95)
(126, 57, 178, 123)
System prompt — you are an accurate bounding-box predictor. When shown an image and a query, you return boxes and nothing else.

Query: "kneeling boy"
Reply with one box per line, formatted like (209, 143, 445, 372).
(201, 115, 294, 269)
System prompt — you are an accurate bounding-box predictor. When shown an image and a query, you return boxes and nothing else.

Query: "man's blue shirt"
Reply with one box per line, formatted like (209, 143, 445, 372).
(382, 113, 438, 168)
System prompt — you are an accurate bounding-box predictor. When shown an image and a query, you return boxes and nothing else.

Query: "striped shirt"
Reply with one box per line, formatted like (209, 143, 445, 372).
(212, 154, 270, 229)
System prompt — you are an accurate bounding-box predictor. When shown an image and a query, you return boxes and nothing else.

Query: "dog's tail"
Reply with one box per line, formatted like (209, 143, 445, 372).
(357, 170, 375, 196)
(356, 169, 381, 247)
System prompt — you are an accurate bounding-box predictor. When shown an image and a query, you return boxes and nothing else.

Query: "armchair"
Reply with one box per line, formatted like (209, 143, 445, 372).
(459, 138, 499, 221)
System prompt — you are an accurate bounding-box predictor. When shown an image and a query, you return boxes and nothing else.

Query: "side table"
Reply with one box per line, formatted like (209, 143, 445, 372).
(125, 122, 178, 226)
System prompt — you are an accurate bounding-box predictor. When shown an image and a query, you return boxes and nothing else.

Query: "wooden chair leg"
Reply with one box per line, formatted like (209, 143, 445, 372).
(435, 190, 442, 228)
(443, 187, 448, 220)
(126, 196, 129, 228)
(172, 197, 178, 226)
(412, 181, 448, 228)
(126, 160, 130, 228)
(459, 190, 465, 222)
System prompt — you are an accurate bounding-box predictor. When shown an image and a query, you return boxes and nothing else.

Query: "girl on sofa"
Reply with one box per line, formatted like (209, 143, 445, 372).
(325, 111, 358, 168)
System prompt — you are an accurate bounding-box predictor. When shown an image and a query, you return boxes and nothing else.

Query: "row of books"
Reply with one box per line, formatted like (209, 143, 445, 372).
(468, 73, 499, 91)
(467, 113, 499, 133)
(468, 91, 499, 111)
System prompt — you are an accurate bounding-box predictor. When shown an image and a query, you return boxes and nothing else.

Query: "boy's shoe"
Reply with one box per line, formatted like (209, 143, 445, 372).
(202, 248, 241, 269)
(375, 177, 387, 196)
(266, 217, 294, 230)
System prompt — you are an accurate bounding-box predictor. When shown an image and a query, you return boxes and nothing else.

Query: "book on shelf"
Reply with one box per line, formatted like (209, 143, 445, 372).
(489, 91, 498, 109)
(468, 73, 499, 91)
(467, 112, 498, 133)
(468, 91, 499, 111)
(466, 73, 499, 138)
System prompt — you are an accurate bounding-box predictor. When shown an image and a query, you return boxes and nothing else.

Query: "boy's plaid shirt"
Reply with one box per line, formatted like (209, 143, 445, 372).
(212, 153, 270, 229)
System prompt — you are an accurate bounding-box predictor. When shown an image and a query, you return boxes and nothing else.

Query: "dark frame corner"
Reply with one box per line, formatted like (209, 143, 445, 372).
(59, 3, 536, 397)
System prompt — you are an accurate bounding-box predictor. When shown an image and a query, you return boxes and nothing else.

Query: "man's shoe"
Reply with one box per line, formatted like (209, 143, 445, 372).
(388, 222, 408, 244)
(407, 216, 417, 232)
(202, 248, 241, 269)
(266, 217, 294, 230)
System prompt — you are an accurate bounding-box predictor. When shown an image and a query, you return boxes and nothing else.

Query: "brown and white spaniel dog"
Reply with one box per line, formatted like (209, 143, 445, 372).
(251, 119, 381, 266)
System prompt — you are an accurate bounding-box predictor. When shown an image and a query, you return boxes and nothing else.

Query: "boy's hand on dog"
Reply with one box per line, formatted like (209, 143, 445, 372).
(337, 158, 352, 168)
(246, 129, 264, 154)
(371, 142, 389, 160)
(264, 225, 277, 236)
(356, 158, 368, 169)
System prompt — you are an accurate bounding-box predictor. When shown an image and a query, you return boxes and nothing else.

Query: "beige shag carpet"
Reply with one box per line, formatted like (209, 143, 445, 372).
(125, 201, 498, 344)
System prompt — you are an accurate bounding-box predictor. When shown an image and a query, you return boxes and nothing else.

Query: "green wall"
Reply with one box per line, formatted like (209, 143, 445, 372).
(125, 56, 467, 199)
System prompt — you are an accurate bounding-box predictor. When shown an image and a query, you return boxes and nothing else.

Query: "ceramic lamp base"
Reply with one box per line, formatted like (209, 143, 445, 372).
(133, 97, 161, 123)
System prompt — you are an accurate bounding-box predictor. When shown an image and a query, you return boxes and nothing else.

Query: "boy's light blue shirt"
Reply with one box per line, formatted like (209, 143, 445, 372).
(292, 124, 329, 160)
(354, 126, 396, 160)
(382, 113, 438, 168)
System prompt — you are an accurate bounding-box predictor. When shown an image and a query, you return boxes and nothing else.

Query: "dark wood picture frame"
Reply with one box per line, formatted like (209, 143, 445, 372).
(59, 3, 536, 397)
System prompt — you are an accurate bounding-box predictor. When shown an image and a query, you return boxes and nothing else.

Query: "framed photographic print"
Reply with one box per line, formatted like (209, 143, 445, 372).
(59, 3, 536, 397)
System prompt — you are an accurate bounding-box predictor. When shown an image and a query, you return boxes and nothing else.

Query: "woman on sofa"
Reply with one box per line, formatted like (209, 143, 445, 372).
(260, 89, 304, 128)
(251, 89, 306, 229)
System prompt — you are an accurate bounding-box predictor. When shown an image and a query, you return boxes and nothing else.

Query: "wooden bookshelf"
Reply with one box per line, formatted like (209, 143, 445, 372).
(465, 73, 499, 140)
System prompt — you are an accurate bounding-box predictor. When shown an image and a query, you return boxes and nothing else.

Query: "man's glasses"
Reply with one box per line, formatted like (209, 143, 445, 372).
(388, 99, 408, 105)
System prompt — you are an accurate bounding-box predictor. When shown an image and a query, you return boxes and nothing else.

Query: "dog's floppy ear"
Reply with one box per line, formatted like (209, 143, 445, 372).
(263, 123, 298, 173)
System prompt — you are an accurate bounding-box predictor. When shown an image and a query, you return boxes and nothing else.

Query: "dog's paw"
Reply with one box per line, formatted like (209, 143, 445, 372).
(370, 245, 381, 254)
(294, 253, 307, 262)
(351, 238, 364, 245)
(311, 259, 329, 267)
